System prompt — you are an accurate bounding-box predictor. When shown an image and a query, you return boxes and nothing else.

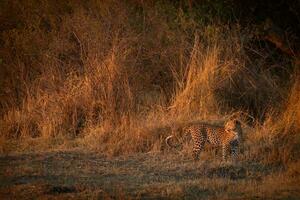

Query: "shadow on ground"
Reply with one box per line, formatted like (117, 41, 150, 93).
(0, 151, 293, 199)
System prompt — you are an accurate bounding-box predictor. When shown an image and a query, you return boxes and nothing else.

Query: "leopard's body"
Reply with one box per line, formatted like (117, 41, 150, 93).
(166, 120, 242, 161)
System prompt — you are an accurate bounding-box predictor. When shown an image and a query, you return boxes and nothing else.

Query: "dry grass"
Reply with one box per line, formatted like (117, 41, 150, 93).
(0, 1, 299, 198)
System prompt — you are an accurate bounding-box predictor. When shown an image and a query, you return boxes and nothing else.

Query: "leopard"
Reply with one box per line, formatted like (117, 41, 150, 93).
(165, 119, 242, 161)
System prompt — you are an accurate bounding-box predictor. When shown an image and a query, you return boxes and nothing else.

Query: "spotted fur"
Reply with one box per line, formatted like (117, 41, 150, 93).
(166, 120, 242, 161)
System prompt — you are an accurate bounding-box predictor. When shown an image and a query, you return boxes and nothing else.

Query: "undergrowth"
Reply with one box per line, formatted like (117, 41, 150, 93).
(0, 0, 299, 167)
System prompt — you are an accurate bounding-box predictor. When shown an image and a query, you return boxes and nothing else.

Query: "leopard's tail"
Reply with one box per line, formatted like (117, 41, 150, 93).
(165, 135, 181, 148)
(165, 135, 174, 148)
(166, 126, 189, 149)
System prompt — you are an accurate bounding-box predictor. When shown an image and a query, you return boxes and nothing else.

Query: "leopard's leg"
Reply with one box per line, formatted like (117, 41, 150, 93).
(192, 140, 205, 161)
(192, 149, 200, 160)
(192, 134, 206, 161)
(230, 140, 239, 163)
(222, 144, 228, 162)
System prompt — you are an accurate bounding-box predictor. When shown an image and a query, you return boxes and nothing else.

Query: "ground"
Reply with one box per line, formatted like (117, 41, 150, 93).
(1, 150, 299, 199)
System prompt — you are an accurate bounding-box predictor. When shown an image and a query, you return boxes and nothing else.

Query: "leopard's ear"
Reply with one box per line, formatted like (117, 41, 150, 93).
(229, 118, 240, 124)
(225, 126, 230, 132)
(228, 112, 240, 121)
(235, 119, 241, 125)
(224, 120, 232, 132)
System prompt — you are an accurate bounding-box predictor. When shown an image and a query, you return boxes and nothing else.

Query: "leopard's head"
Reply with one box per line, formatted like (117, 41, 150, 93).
(225, 119, 242, 141)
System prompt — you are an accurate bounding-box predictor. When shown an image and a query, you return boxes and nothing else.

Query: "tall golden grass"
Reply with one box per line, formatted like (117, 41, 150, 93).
(0, 0, 299, 163)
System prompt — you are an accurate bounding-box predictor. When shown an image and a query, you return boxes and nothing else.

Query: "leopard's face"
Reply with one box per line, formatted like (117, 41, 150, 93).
(225, 119, 242, 141)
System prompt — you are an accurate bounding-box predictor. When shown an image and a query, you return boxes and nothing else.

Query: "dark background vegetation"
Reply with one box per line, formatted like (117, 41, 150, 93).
(0, 0, 299, 158)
